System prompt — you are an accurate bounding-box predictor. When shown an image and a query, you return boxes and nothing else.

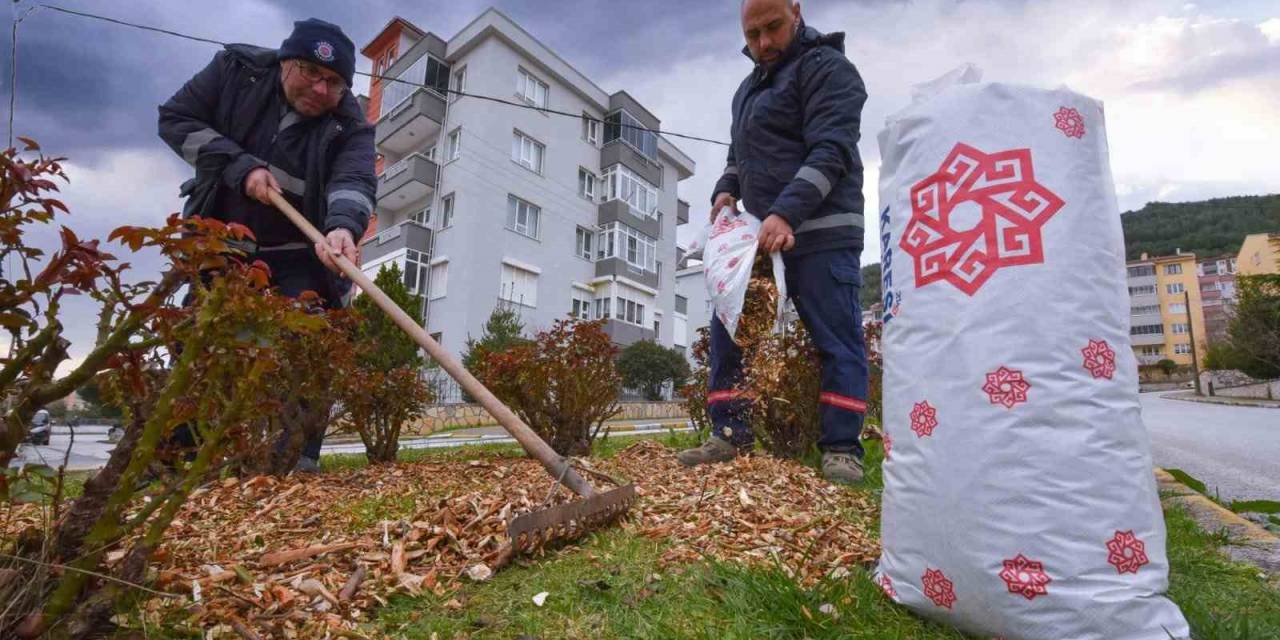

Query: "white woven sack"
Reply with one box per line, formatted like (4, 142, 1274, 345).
(874, 67, 1189, 640)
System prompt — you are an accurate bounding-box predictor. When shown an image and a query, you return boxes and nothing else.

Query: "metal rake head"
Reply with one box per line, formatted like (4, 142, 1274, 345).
(507, 483, 637, 554)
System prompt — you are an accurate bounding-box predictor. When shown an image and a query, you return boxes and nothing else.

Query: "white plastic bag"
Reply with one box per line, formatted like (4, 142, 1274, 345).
(700, 210, 788, 339)
(875, 69, 1188, 639)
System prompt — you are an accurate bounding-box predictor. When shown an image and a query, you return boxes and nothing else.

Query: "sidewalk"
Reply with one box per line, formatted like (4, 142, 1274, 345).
(324, 416, 692, 444)
(320, 417, 692, 456)
(1162, 390, 1280, 409)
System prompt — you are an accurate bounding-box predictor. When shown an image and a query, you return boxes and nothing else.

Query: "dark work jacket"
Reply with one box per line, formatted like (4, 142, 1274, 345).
(713, 24, 867, 255)
(157, 44, 375, 248)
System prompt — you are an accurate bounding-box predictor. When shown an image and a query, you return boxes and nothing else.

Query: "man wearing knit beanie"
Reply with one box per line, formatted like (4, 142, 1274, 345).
(158, 18, 376, 473)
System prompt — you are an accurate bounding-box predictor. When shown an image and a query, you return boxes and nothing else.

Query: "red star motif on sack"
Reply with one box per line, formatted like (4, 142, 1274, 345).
(878, 573, 898, 600)
(1053, 106, 1086, 139)
(1081, 338, 1117, 380)
(983, 366, 1031, 409)
(921, 568, 956, 609)
(899, 143, 1065, 296)
(1106, 530, 1150, 574)
(999, 553, 1052, 600)
(910, 401, 939, 437)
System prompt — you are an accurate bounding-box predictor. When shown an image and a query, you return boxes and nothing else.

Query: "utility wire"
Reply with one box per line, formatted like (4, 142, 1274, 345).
(30, 3, 730, 147)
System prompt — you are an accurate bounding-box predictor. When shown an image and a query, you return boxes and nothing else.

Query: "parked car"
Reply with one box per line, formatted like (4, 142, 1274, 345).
(24, 409, 51, 446)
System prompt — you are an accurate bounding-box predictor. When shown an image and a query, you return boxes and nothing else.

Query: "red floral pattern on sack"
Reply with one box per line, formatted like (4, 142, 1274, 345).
(878, 573, 898, 600)
(983, 366, 1031, 409)
(899, 143, 1065, 296)
(999, 554, 1052, 600)
(1106, 530, 1150, 574)
(710, 215, 747, 239)
(1053, 106, 1086, 139)
(883, 433, 893, 459)
(910, 401, 939, 437)
(921, 568, 956, 609)
(1081, 338, 1117, 380)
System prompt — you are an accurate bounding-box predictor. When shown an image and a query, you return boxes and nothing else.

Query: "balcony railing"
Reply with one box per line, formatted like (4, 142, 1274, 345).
(376, 153, 438, 213)
(375, 87, 447, 156)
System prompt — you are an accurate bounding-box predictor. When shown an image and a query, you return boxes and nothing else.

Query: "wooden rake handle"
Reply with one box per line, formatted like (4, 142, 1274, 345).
(268, 191, 596, 498)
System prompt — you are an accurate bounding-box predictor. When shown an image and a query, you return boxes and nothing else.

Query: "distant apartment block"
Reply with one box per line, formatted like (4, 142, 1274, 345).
(1126, 251, 1208, 367)
(1196, 254, 1237, 345)
(356, 10, 695, 367)
(1236, 232, 1280, 276)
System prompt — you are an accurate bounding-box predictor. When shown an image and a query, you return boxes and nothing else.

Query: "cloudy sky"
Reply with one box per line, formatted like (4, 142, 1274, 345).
(3, 0, 1278, 366)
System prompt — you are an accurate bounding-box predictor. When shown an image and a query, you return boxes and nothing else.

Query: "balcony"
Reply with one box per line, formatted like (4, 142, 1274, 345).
(377, 153, 438, 213)
(677, 199, 690, 225)
(598, 199, 660, 239)
(360, 220, 433, 266)
(375, 88, 447, 156)
(1135, 354, 1164, 366)
(601, 140, 663, 188)
(1130, 333, 1165, 347)
(602, 319, 656, 347)
(596, 257, 659, 289)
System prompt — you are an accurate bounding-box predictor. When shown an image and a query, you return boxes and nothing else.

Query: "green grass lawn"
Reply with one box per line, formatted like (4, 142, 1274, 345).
(347, 436, 1279, 640)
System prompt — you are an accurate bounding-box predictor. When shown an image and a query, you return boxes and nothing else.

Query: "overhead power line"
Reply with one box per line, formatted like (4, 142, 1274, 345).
(26, 3, 731, 147)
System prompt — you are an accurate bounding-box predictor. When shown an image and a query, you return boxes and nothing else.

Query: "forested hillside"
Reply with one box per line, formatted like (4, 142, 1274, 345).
(1120, 194, 1279, 260)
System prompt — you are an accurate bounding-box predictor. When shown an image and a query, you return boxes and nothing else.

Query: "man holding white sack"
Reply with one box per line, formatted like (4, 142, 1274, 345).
(677, 0, 869, 483)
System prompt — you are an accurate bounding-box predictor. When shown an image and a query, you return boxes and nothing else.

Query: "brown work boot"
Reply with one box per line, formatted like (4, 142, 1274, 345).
(822, 452, 864, 485)
(677, 437, 742, 467)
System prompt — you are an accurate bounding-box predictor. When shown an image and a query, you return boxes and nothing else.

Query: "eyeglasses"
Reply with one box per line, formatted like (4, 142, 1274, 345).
(293, 60, 347, 94)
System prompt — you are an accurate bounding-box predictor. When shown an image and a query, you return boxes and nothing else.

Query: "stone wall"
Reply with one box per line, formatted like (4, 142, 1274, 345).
(1199, 370, 1278, 400)
(1214, 380, 1280, 400)
(402, 401, 689, 436)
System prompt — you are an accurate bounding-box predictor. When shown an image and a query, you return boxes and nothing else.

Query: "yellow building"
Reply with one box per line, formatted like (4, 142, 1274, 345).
(1126, 252, 1208, 367)
(1236, 233, 1280, 276)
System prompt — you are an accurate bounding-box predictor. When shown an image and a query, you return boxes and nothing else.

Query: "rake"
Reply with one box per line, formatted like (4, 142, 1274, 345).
(269, 192, 636, 559)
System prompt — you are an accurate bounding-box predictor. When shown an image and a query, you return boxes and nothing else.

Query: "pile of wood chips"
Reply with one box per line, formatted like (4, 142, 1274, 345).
(91, 440, 878, 637)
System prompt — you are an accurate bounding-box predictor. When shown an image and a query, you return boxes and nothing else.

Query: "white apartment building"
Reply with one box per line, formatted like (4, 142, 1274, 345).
(357, 10, 695, 368)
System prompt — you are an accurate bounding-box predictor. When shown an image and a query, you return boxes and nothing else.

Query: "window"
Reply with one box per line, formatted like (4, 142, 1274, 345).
(516, 68, 548, 108)
(1128, 285, 1156, 296)
(511, 131, 545, 174)
(615, 295, 646, 326)
(1130, 304, 1159, 316)
(604, 109, 657, 160)
(379, 54, 450, 119)
(506, 195, 540, 239)
(571, 291, 592, 320)
(1130, 324, 1163, 336)
(403, 249, 430, 295)
(1174, 343, 1192, 355)
(1171, 323, 1189, 335)
(582, 113, 600, 145)
(428, 262, 447, 300)
(1127, 265, 1155, 278)
(1166, 283, 1185, 295)
(450, 66, 466, 103)
(575, 226, 594, 261)
(601, 164, 659, 218)
(1168, 303, 1187, 314)
(675, 295, 688, 315)
(596, 222, 657, 272)
(1164, 264, 1183, 275)
(440, 193, 455, 228)
(423, 145, 437, 161)
(1138, 345, 1163, 356)
(578, 168, 598, 200)
(1200, 262, 1218, 276)
(653, 319, 660, 335)
(1201, 282, 1217, 292)
(500, 263, 538, 307)
(412, 205, 431, 225)
(446, 128, 461, 161)
(594, 297, 612, 319)
(656, 260, 663, 280)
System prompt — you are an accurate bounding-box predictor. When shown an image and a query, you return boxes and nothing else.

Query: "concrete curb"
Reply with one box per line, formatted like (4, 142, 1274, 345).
(1159, 393, 1280, 409)
(1154, 469, 1280, 574)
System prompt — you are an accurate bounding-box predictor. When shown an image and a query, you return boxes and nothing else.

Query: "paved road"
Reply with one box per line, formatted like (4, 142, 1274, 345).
(1141, 392, 1280, 503)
